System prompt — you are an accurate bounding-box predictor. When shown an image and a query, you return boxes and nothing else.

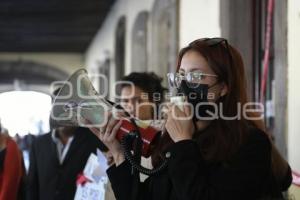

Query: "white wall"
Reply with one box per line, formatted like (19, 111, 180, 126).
(0, 53, 84, 75)
(179, 0, 221, 48)
(288, 3, 300, 198)
(288, 0, 300, 172)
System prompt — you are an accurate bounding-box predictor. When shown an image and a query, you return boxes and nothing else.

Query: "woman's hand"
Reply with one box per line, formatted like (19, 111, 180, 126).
(89, 110, 125, 166)
(165, 103, 195, 143)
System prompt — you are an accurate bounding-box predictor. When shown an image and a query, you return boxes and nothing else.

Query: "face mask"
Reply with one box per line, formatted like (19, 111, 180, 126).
(178, 80, 216, 120)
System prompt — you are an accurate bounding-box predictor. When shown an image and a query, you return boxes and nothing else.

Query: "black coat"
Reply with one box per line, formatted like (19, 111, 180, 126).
(26, 127, 106, 200)
(107, 128, 292, 200)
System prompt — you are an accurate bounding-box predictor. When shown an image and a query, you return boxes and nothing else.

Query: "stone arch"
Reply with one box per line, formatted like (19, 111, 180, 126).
(0, 60, 68, 94)
(115, 16, 126, 81)
(97, 52, 111, 99)
(131, 11, 149, 72)
(150, 0, 179, 81)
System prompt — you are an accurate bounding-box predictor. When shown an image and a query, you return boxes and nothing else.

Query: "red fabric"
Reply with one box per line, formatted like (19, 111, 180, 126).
(76, 172, 91, 186)
(0, 137, 24, 200)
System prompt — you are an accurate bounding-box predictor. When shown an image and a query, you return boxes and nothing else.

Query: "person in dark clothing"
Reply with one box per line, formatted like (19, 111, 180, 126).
(96, 72, 167, 200)
(91, 38, 292, 200)
(26, 127, 106, 200)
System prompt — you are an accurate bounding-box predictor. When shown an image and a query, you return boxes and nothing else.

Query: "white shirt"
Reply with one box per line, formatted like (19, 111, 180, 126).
(51, 129, 74, 164)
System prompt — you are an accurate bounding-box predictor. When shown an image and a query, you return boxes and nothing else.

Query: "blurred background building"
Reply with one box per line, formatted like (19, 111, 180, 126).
(0, 0, 299, 197)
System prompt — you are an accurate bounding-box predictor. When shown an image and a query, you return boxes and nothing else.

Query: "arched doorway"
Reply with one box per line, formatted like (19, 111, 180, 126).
(0, 60, 68, 94)
(0, 60, 69, 136)
(115, 16, 126, 81)
(131, 11, 149, 72)
(150, 0, 179, 82)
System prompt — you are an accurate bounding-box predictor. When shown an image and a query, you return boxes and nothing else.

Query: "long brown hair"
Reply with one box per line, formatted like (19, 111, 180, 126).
(152, 39, 264, 166)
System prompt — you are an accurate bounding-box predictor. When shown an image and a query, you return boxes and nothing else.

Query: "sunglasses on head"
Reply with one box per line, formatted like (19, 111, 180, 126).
(190, 37, 227, 47)
(189, 37, 233, 74)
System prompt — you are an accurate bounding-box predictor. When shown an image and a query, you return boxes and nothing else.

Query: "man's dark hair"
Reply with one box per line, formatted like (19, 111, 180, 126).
(120, 72, 167, 105)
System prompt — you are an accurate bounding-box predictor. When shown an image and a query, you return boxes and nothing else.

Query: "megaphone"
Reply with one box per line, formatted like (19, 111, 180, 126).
(50, 69, 110, 128)
(50, 69, 162, 160)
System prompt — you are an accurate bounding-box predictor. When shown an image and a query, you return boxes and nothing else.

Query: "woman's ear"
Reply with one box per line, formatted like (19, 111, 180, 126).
(220, 83, 228, 97)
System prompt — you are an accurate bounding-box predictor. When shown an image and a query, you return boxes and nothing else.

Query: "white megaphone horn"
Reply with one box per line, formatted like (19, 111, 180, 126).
(50, 68, 112, 129)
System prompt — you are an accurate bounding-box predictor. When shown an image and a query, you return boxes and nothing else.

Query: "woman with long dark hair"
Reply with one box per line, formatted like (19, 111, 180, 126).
(92, 38, 292, 199)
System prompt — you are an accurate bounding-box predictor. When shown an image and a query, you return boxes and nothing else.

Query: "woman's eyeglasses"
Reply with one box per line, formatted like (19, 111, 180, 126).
(167, 38, 232, 88)
(168, 37, 233, 89)
(167, 72, 218, 88)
